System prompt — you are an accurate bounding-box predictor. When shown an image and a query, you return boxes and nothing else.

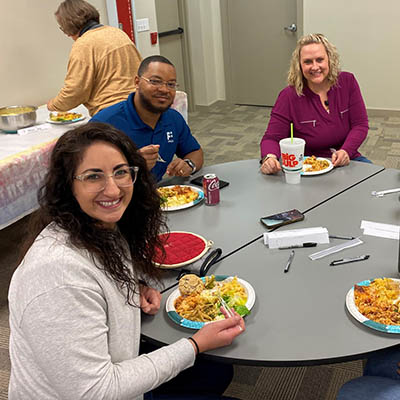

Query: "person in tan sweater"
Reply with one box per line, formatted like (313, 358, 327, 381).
(47, 0, 142, 117)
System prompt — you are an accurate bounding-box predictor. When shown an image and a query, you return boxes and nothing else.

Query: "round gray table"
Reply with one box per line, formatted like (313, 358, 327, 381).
(160, 159, 384, 256)
(143, 161, 399, 366)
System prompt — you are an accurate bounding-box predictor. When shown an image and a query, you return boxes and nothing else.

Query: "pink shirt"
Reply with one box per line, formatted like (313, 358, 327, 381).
(260, 72, 369, 159)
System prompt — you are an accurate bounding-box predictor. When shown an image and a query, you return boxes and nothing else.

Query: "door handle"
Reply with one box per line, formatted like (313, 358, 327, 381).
(284, 23, 297, 32)
(159, 27, 184, 38)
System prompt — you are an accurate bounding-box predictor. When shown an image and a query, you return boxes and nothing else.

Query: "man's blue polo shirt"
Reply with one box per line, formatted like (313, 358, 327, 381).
(91, 92, 200, 181)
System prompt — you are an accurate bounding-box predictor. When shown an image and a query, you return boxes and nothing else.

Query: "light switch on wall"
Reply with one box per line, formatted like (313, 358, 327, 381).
(136, 18, 150, 32)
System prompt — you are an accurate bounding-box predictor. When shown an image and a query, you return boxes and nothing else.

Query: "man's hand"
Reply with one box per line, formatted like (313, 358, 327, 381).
(138, 145, 160, 171)
(332, 149, 350, 167)
(140, 285, 161, 315)
(166, 158, 193, 177)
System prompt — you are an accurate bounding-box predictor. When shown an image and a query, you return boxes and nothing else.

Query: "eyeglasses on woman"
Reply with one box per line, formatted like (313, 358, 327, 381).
(74, 166, 139, 192)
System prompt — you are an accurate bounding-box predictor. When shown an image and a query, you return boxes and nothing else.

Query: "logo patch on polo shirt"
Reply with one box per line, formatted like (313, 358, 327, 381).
(166, 131, 174, 143)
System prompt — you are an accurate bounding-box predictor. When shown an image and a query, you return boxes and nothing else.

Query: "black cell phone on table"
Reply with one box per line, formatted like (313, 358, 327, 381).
(190, 175, 230, 189)
(260, 209, 304, 229)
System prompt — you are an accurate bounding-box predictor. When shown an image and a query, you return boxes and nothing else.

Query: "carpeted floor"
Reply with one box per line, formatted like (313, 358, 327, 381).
(1, 102, 399, 399)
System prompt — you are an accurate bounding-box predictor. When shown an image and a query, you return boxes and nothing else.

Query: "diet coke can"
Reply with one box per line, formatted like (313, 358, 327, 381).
(203, 174, 220, 206)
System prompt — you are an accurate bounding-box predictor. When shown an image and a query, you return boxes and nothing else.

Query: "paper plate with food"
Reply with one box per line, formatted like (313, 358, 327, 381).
(346, 277, 400, 333)
(157, 185, 204, 211)
(302, 155, 333, 176)
(47, 112, 85, 124)
(166, 274, 255, 329)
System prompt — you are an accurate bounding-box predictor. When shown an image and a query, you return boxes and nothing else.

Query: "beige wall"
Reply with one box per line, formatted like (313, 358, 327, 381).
(303, 0, 400, 111)
(3, 1, 399, 110)
(133, 0, 160, 57)
(0, 0, 108, 107)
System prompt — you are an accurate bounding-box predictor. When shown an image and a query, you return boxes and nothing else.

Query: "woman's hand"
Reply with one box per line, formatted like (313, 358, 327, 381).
(140, 285, 161, 315)
(260, 155, 281, 175)
(191, 309, 245, 353)
(332, 149, 350, 167)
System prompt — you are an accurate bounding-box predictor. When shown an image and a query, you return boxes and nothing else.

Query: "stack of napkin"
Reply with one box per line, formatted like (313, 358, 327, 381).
(361, 220, 400, 240)
(263, 227, 329, 249)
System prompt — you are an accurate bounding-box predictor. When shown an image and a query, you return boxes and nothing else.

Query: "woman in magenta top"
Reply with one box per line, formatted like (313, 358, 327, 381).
(260, 33, 369, 175)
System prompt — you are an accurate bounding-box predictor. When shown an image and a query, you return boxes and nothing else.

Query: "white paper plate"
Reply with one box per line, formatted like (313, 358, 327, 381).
(166, 275, 256, 329)
(159, 185, 204, 212)
(346, 278, 400, 334)
(47, 115, 85, 124)
(302, 157, 333, 176)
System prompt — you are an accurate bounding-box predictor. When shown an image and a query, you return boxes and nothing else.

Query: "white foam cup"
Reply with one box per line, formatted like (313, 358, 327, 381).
(279, 138, 305, 184)
(284, 170, 301, 184)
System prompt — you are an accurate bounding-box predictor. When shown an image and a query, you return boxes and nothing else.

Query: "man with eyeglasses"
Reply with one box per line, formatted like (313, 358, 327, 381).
(91, 55, 203, 182)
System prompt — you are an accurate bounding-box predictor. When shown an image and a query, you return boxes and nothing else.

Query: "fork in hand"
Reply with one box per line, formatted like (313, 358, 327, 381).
(218, 294, 234, 318)
(217, 294, 243, 331)
(157, 154, 167, 163)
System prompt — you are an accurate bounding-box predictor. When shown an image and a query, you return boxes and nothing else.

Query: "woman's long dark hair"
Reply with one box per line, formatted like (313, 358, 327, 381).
(22, 122, 166, 305)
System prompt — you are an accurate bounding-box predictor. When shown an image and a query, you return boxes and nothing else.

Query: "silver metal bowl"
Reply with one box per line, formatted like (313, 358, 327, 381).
(0, 105, 37, 133)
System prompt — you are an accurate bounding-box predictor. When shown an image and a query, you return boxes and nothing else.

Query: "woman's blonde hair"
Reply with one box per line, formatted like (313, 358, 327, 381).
(55, 0, 100, 36)
(288, 33, 340, 96)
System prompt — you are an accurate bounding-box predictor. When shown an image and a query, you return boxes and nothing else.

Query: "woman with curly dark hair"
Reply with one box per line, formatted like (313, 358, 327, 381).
(8, 122, 244, 400)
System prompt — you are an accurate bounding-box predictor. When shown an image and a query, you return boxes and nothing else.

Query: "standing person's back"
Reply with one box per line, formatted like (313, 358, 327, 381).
(47, 0, 142, 116)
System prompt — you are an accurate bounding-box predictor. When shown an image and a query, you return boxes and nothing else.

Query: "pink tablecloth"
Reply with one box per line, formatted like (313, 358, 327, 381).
(0, 140, 56, 228)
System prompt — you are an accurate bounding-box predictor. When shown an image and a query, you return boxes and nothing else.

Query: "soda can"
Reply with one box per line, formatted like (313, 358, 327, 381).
(203, 174, 220, 206)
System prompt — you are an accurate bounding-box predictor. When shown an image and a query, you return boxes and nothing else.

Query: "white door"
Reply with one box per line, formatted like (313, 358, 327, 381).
(222, 0, 299, 106)
(154, 0, 188, 93)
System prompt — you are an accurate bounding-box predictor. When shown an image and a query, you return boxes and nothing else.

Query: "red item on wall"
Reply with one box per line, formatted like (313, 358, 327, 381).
(150, 32, 158, 45)
(115, 0, 136, 43)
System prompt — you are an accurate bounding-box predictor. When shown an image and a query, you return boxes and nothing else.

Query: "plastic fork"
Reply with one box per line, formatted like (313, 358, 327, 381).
(217, 294, 243, 331)
(371, 188, 400, 197)
(218, 294, 234, 318)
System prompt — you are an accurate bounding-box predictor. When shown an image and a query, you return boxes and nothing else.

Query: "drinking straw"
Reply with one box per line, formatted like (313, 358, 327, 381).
(290, 122, 294, 143)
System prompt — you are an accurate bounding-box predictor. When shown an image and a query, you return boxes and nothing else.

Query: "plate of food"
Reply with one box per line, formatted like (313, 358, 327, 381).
(157, 185, 204, 211)
(47, 112, 85, 124)
(166, 274, 255, 329)
(153, 231, 213, 269)
(302, 156, 333, 176)
(346, 277, 400, 333)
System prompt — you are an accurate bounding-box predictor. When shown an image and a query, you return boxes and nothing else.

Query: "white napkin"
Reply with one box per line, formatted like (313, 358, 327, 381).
(360, 220, 400, 240)
(263, 227, 329, 249)
(308, 238, 363, 260)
